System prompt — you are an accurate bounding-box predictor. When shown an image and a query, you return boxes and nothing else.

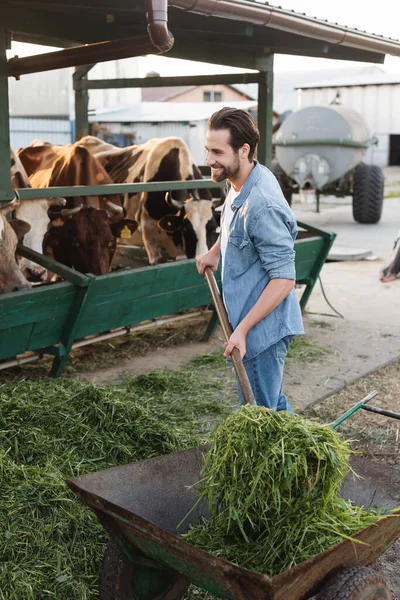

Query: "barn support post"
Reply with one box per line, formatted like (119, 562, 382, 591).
(73, 64, 95, 141)
(0, 29, 13, 202)
(257, 56, 274, 169)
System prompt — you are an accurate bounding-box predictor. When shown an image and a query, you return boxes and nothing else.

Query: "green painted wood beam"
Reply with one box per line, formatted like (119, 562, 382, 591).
(81, 72, 260, 90)
(167, 41, 273, 71)
(16, 179, 224, 200)
(0, 29, 13, 201)
(73, 65, 95, 140)
(17, 244, 90, 287)
(257, 58, 274, 169)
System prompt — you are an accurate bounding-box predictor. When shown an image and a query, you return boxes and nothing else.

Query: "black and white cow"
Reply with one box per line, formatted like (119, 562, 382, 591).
(78, 136, 218, 264)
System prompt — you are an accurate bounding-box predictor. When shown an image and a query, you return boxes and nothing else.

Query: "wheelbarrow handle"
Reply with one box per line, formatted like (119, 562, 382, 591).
(204, 267, 256, 406)
(330, 391, 377, 429)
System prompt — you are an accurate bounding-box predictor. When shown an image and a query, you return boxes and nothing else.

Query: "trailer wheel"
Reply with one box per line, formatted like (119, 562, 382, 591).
(316, 566, 392, 600)
(353, 162, 384, 224)
(99, 540, 189, 600)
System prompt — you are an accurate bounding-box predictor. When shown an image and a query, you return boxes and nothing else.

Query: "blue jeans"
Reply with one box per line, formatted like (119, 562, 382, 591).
(235, 335, 293, 411)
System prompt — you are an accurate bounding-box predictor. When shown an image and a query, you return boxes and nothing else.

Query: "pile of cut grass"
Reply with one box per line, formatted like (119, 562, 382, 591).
(0, 366, 231, 600)
(184, 407, 383, 576)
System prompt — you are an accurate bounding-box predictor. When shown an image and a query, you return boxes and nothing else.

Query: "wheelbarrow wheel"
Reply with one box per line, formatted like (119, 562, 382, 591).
(99, 540, 189, 600)
(316, 566, 392, 600)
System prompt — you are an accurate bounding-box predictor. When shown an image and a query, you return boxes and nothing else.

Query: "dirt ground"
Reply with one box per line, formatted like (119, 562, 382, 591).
(2, 184, 400, 596)
(3, 312, 398, 598)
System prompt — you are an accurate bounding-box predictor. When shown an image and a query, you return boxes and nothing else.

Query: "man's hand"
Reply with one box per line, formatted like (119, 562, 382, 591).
(196, 249, 219, 276)
(224, 327, 247, 359)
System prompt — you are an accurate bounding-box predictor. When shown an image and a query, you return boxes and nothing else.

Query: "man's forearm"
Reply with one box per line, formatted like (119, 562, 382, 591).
(211, 236, 221, 257)
(238, 278, 295, 335)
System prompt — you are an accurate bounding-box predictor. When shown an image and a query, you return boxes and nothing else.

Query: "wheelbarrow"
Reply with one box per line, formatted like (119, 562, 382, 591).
(67, 271, 400, 599)
(67, 446, 400, 600)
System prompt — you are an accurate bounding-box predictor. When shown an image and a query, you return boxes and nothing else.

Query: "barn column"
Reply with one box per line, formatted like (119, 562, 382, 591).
(0, 29, 13, 202)
(257, 55, 274, 169)
(73, 64, 95, 141)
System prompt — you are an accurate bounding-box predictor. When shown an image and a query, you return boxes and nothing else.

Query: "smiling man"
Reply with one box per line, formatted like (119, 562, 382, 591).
(196, 107, 304, 411)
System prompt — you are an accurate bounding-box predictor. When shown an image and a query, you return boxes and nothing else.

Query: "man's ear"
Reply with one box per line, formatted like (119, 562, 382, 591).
(241, 143, 251, 159)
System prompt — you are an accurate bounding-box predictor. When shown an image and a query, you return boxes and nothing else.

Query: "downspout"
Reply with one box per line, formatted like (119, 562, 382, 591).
(8, 0, 174, 79)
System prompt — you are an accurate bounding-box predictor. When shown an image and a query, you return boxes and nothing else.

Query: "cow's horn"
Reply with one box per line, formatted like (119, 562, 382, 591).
(48, 197, 67, 207)
(61, 204, 83, 217)
(0, 196, 20, 216)
(165, 191, 184, 210)
(105, 199, 124, 215)
(192, 189, 200, 200)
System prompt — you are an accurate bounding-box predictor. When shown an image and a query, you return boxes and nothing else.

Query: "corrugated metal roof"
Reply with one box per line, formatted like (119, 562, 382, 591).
(91, 101, 258, 123)
(6, 0, 400, 64)
(296, 72, 400, 89)
(261, 2, 399, 44)
(169, 0, 400, 58)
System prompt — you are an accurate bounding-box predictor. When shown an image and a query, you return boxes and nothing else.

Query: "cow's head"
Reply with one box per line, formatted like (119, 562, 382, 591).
(11, 147, 67, 281)
(44, 202, 138, 275)
(157, 192, 216, 259)
(0, 200, 32, 294)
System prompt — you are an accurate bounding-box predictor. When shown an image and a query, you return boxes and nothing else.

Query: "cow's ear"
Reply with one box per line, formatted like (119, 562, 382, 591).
(157, 214, 181, 233)
(111, 219, 138, 239)
(9, 218, 31, 240)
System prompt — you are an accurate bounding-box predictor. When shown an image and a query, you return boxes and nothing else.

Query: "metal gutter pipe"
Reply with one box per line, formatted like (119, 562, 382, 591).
(169, 0, 400, 57)
(8, 0, 174, 79)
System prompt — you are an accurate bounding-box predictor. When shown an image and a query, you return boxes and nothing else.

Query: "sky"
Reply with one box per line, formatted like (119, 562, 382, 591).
(6, 0, 400, 77)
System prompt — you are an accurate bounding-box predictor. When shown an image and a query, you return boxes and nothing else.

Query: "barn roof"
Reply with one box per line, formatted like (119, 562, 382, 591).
(91, 100, 258, 123)
(3, 0, 400, 69)
(296, 71, 400, 90)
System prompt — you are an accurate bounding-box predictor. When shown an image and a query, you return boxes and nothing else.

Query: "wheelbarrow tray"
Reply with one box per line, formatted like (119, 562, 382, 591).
(67, 446, 400, 600)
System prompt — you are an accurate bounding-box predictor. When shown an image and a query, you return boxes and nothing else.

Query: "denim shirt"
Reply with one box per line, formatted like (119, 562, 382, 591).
(221, 161, 304, 361)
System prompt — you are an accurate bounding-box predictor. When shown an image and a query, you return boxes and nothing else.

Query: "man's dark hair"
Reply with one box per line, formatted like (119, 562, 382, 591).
(208, 107, 260, 161)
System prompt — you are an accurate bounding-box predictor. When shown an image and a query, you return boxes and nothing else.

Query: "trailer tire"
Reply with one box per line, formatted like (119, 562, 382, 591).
(353, 162, 384, 224)
(99, 540, 189, 600)
(316, 566, 392, 600)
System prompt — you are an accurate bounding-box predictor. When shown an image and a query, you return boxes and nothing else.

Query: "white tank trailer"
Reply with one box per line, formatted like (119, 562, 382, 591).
(275, 106, 384, 223)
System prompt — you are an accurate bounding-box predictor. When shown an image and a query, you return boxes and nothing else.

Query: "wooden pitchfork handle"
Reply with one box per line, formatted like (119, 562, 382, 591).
(204, 267, 256, 406)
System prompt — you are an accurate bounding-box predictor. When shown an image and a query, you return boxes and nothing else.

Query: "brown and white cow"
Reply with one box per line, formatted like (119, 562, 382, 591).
(0, 199, 32, 294)
(18, 143, 137, 276)
(43, 204, 137, 276)
(78, 136, 218, 264)
(10, 148, 66, 281)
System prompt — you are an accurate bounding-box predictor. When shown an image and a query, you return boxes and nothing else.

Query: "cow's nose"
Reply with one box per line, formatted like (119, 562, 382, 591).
(11, 281, 31, 292)
(26, 267, 47, 282)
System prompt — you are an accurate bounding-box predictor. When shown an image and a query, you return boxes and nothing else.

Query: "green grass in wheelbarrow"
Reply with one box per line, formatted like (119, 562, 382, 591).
(183, 406, 383, 577)
(0, 370, 231, 600)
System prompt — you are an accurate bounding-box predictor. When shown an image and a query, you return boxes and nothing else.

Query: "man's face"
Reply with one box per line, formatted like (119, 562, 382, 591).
(205, 129, 240, 183)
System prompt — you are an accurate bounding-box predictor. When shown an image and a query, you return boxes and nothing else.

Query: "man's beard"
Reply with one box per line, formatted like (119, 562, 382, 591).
(211, 158, 240, 183)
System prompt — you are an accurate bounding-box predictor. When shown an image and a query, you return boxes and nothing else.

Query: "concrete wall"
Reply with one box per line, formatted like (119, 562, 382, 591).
(88, 58, 141, 112)
(8, 58, 141, 118)
(298, 84, 400, 167)
(9, 69, 72, 117)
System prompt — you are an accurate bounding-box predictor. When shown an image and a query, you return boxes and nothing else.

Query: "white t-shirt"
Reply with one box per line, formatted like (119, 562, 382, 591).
(220, 186, 240, 279)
